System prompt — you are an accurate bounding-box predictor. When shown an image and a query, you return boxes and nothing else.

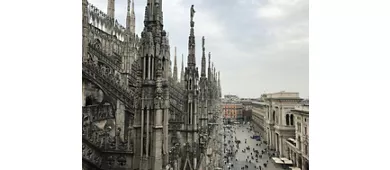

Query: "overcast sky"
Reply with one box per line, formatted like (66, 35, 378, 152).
(88, 0, 308, 98)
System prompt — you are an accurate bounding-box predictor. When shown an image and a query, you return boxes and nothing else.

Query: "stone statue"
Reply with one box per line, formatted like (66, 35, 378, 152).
(190, 5, 195, 21)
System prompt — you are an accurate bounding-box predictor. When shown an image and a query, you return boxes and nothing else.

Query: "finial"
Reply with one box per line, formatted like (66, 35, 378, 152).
(128, 0, 131, 14)
(132, 0, 135, 14)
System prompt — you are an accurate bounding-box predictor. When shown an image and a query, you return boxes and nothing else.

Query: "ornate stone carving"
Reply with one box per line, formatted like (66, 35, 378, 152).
(82, 142, 102, 167)
(107, 155, 115, 168)
(117, 155, 127, 166)
(108, 136, 117, 150)
(83, 61, 135, 109)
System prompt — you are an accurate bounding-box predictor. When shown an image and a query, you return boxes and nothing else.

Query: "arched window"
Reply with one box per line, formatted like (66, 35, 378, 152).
(144, 56, 149, 79)
(290, 115, 294, 126)
(273, 110, 276, 122)
(189, 79, 192, 90)
(286, 114, 290, 125)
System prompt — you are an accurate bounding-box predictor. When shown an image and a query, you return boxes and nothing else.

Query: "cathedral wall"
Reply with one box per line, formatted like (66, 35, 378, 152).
(116, 100, 126, 141)
(82, 80, 104, 106)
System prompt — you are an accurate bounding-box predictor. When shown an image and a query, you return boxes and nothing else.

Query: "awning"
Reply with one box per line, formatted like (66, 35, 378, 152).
(280, 158, 293, 164)
(272, 157, 284, 164)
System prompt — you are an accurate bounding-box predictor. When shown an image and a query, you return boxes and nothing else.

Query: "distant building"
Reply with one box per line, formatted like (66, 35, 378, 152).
(250, 101, 269, 138)
(241, 100, 253, 122)
(222, 103, 243, 122)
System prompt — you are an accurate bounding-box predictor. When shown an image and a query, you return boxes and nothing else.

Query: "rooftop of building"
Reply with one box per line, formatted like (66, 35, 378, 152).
(267, 91, 300, 98)
(291, 105, 309, 115)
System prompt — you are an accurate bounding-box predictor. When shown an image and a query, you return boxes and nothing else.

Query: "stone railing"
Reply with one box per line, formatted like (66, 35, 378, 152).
(83, 138, 133, 169)
(82, 61, 134, 109)
(88, 44, 121, 71)
(103, 136, 134, 153)
(82, 126, 134, 154)
(83, 104, 114, 122)
(82, 141, 103, 167)
(87, 3, 125, 41)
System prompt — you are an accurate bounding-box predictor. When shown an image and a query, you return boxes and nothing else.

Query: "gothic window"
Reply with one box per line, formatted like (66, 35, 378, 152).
(94, 39, 101, 50)
(143, 107, 147, 127)
(85, 96, 93, 106)
(143, 136, 147, 154)
(286, 114, 290, 126)
(290, 115, 294, 126)
(162, 58, 165, 70)
(144, 56, 149, 79)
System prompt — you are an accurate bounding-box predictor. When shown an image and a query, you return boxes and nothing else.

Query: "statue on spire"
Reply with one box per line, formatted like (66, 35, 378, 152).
(190, 5, 196, 21)
(190, 5, 196, 27)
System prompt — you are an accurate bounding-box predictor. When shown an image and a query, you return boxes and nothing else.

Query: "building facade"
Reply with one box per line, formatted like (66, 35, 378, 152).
(251, 101, 269, 138)
(82, 1, 222, 170)
(263, 91, 303, 158)
(241, 101, 252, 122)
(222, 103, 243, 122)
(285, 100, 309, 170)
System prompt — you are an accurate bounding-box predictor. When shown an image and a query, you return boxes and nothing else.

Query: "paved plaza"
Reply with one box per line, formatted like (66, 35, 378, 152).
(221, 123, 286, 170)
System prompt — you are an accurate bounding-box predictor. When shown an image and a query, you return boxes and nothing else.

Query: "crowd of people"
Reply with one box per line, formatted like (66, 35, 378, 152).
(222, 122, 281, 170)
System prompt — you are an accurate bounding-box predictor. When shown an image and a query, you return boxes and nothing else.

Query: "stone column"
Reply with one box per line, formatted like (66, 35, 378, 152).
(148, 56, 151, 79)
(146, 108, 150, 156)
(140, 107, 144, 169)
(143, 57, 146, 80)
(151, 57, 154, 79)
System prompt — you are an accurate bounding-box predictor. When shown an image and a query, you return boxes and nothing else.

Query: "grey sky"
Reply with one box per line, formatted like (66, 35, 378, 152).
(89, 0, 308, 98)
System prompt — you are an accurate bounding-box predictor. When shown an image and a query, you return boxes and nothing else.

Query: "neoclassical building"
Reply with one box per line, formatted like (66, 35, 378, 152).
(286, 100, 309, 170)
(262, 91, 303, 158)
(81, 1, 222, 170)
(251, 101, 269, 138)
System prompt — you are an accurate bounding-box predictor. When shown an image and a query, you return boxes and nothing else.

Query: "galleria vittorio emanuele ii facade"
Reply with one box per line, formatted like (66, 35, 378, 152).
(82, 0, 222, 170)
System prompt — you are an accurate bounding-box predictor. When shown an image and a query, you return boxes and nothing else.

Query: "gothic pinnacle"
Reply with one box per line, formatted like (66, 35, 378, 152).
(201, 36, 206, 77)
(173, 46, 178, 81)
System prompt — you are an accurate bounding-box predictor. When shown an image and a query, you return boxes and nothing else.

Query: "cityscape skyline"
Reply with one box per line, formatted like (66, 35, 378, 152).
(89, 0, 308, 98)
